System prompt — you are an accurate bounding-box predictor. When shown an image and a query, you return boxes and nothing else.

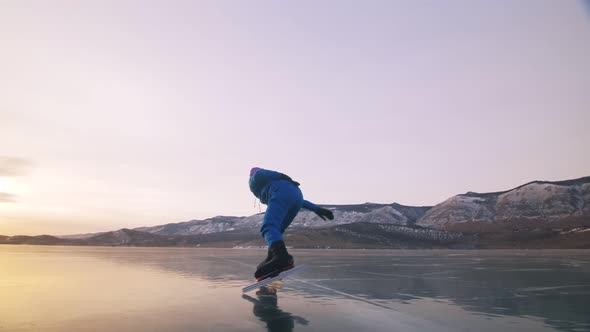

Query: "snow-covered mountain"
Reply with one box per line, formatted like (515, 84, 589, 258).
(134, 203, 431, 236)
(57, 176, 590, 247)
(417, 176, 590, 229)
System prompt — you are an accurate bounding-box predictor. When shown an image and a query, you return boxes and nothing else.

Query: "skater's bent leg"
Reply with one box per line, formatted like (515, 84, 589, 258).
(280, 186, 303, 234)
(261, 225, 282, 246)
(260, 198, 289, 246)
(280, 207, 300, 234)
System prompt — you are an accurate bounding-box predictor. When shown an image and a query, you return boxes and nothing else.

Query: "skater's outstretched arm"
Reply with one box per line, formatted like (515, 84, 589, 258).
(302, 200, 334, 221)
(302, 200, 319, 212)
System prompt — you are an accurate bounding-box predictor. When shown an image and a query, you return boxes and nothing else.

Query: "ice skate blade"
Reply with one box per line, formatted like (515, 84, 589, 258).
(242, 265, 305, 293)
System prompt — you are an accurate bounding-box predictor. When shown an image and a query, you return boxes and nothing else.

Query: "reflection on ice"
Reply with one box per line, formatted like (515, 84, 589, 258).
(1, 246, 588, 332)
(242, 285, 309, 332)
(77, 248, 589, 332)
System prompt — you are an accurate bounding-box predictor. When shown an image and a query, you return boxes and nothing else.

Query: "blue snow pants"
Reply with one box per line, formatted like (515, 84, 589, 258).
(260, 180, 303, 246)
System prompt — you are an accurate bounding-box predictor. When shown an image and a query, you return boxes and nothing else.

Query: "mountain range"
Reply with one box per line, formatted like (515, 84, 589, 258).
(2, 176, 589, 249)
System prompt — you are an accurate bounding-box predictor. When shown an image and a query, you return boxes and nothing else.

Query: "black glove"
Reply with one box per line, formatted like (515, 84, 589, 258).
(315, 207, 334, 221)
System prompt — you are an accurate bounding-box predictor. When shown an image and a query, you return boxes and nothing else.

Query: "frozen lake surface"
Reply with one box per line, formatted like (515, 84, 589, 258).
(1, 246, 589, 332)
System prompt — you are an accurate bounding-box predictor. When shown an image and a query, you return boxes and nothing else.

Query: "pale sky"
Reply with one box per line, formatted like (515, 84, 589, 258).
(1, 1, 589, 236)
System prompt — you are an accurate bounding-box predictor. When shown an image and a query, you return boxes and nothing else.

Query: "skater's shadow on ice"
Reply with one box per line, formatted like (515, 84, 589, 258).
(242, 287, 309, 332)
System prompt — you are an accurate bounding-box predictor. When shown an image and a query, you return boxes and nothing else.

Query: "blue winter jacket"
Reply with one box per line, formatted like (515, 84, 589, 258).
(249, 169, 320, 212)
